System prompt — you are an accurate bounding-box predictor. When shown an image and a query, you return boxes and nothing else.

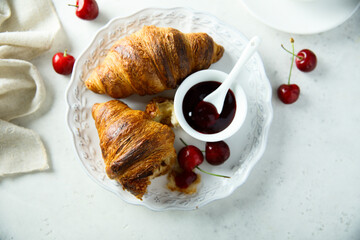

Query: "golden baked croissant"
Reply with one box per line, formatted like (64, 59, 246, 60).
(85, 25, 224, 98)
(92, 100, 176, 199)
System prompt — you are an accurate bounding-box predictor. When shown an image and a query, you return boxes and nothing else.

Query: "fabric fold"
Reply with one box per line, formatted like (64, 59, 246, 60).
(0, 120, 49, 176)
(0, 59, 46, 121)
(0, 0, 60, 60)
(0, 0, 11, 26)
(0, 0, 61, 177)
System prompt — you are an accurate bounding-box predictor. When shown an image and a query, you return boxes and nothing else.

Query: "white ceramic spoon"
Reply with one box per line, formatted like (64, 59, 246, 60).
(202, 36, 261, 114)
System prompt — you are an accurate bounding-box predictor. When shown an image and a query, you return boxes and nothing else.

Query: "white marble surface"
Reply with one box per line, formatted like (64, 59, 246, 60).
(1, 0, 360, 239)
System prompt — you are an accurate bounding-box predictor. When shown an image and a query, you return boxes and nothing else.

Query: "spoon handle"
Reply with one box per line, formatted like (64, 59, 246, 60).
(203, 36, 261, 114)
(220, 36, 261, 91)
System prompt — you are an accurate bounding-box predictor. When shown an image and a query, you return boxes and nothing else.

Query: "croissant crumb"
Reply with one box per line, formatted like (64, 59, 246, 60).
(145, 97, 179, 128)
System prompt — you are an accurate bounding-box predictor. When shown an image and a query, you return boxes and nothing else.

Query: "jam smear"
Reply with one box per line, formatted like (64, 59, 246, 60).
(182, 81, 236, 134)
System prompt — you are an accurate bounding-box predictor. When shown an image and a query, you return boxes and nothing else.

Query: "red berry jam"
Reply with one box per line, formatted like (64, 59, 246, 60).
(182, 81, 236, 134)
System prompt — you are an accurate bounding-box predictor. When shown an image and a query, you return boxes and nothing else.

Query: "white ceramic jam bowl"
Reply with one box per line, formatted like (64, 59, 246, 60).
(174, 69, 247, 142)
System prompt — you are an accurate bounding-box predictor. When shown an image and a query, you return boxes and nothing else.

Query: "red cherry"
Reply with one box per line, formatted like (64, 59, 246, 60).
(193, 101, 219, 129)
(205, 141, 230, 165)
(277, 84, 300, 104)
(295, 49, 317, 72)
(178, 145, 204, 172)
(52, 50, 75, 75)
(175, 171, 197, 189)
(70, 0, 99, 20)
(177, 138, 231, 179)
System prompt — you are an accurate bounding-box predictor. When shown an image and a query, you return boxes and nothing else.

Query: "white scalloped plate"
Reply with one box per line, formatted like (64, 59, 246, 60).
(65, 7, 273, 211)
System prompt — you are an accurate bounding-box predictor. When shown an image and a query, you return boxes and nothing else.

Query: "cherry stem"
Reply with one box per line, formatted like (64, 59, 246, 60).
(196, 166, 230, 178)
(180, 138, 204, 152)
(287, 39, 295, 85)
(179, 138, 188, 146)
(68, 4, 79, 8)
(281, 44, 303, 60)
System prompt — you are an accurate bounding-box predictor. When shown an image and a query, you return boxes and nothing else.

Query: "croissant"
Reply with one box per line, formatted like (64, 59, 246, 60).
(92, 100, 176, 199)
(85, 25, 224, 98)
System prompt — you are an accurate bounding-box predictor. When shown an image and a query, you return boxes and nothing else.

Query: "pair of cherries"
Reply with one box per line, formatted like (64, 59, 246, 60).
(175, 139, 231, 189)
(278, 38, 317, 104)
(52, 0, 100, 75)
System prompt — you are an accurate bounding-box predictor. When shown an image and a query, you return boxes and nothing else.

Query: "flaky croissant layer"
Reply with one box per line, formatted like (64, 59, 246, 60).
(85, 25, 224, 98)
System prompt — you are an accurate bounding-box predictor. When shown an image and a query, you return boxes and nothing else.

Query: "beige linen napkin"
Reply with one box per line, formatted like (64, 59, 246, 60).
(0, 0, 61, 176)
